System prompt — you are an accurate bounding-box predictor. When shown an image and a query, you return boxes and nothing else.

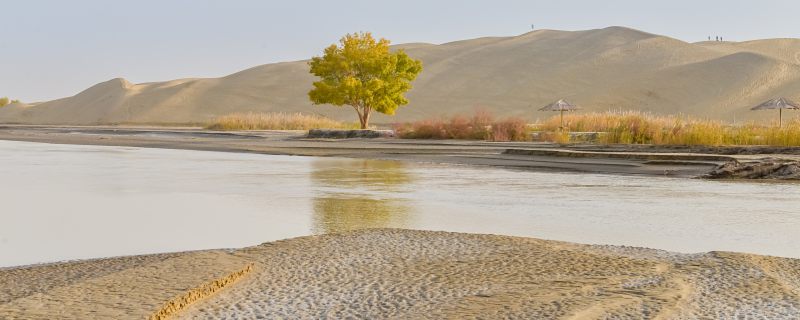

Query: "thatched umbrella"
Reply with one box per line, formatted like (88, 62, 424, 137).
(751, 97, 799, 127)
(540, 99, 579, 130)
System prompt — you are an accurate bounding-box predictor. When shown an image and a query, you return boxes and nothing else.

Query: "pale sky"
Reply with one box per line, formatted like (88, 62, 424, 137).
(2, 0, 799, 101)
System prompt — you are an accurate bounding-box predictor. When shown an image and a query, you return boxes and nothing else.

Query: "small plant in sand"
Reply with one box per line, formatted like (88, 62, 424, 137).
(394, 110, 531, 142)
(308, 32, 423, 129)
(205, 112, 356, 131)
(535, 111, 800, 146)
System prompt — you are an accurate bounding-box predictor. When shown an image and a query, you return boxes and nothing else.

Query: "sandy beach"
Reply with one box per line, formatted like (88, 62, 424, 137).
(2, 229, 799, 319)
(4, 124, 795, 179)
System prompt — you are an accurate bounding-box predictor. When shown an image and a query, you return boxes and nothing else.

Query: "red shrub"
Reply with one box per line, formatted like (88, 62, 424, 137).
(395, 111, 530, 141)
(490, 117, 530, 141)
(446, 115, 473, 139)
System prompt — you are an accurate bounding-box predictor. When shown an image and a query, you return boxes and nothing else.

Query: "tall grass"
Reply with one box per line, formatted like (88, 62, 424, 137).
(206, 112, 357, 131)
(394, 110, 531, 141)
(537, 111, 800, 146)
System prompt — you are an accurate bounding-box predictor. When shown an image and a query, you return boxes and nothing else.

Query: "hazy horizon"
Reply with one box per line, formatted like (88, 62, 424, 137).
(3, 0, 800, 101)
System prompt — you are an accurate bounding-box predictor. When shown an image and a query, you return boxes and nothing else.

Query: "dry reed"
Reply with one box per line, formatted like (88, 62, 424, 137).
(537, 111, 800, 146)
(206, 112, 356, 130)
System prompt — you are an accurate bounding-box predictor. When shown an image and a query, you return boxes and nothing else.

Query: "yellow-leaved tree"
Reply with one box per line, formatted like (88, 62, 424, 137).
(308, 32, 422, 129)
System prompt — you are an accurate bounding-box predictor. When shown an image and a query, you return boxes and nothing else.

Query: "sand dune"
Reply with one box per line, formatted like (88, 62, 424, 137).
(3, 26, 800, 125)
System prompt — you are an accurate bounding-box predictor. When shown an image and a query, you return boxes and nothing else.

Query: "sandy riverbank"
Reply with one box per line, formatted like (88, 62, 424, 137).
(3, 125, 791, 178)
(2, 229, 799, 319)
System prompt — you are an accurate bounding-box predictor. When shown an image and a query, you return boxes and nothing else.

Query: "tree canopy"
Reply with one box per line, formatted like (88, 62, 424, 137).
(308, 32, 423, 129)
(0, 97, 20, 107)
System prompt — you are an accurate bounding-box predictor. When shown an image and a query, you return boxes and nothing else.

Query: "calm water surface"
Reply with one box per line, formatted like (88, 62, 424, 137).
(1, 140, 799, 267)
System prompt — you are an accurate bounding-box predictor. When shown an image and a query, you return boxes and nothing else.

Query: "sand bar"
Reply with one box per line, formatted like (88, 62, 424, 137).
(3, 229, 800, 319)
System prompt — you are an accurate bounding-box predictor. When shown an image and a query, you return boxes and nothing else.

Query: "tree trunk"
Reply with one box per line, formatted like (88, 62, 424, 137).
(358, 114, 366, 129)
(361, 107, 371, 129)
(352, 104, 366, 129)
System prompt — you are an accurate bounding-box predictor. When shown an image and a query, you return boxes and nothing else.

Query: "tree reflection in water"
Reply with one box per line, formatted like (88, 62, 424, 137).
(310, 159, 413, 234)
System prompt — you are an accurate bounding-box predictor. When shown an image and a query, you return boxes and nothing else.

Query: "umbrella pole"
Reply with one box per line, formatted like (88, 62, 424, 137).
(780, 109, 782, 128)
(560, 110, 564, 131)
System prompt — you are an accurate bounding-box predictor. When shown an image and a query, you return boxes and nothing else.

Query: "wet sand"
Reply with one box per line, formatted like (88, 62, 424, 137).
(2, 229, 799, 319)
(0, 125, 768, 178)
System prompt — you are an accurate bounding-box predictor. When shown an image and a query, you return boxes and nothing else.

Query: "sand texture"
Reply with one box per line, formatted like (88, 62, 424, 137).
(173, 230, 800, 319)
(0, 250, 253, 319)
(4, 230, 796, 319)
(4, 27, 800, 125)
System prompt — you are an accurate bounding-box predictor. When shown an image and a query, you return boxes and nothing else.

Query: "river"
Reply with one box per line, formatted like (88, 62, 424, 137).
(1, 140, 798, 267)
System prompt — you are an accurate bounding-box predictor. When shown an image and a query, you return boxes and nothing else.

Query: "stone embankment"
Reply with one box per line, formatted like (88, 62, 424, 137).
(307, 129, 395, 139)
(703, 159, 800, 180)
(504, 148, 735, 162)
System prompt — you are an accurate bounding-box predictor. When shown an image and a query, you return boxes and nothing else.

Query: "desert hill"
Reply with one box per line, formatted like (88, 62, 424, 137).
(3, 26, 800, 125)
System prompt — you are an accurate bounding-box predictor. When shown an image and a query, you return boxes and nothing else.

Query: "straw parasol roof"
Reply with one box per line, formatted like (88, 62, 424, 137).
(750, 97, 799, 127)
(539, 99, 580, 111)
(539, 99, 580, 131)
(750, 97, 800, 111)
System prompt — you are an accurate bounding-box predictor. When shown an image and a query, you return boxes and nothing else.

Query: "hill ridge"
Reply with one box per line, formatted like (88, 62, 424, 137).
(2, 26, 800, 125)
